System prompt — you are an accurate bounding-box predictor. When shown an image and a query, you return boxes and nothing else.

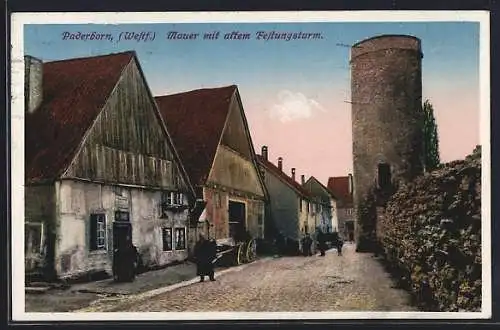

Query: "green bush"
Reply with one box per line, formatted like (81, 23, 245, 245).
(379, 146, 481, 311)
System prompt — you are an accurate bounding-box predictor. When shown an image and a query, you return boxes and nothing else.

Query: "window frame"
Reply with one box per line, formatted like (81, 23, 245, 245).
(90, 213, 107, 251)
(174, 227, 187, 250)
(161, 227, 173, 251)
(377, 162, 392, 189)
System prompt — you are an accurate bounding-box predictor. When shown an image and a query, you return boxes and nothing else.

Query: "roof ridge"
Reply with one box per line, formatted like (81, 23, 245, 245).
(256, 155, 311, 198)
(155, 85, 237, 98)
(43, 51, 136, 64)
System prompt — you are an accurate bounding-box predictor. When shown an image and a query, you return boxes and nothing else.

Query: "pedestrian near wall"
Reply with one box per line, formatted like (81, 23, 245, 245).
(337, 237, 344, 256)
(194, 234, 216, 282)
(302, 234, 313, 256)
(317, 230, 327, 257)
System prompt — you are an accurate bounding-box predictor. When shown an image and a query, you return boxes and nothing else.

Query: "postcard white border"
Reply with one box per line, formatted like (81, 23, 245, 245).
(10, 10, 491, 321)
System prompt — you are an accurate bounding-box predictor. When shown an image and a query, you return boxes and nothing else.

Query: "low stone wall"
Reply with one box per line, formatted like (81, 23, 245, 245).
(378, 146, 481, 311)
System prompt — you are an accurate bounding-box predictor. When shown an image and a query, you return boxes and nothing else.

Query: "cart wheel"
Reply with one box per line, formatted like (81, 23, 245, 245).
(237, 243, 246, 265)
(246, 239, 257, 262)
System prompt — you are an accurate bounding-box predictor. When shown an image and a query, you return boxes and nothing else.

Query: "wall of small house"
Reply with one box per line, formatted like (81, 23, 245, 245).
(203, 187, 229, 240)
(202, 186, 265, 241)
(63, 58, 187, 193)
(220, 94, 253, 160)
(54, 180, 188, 278)
(337, 206, 354, 240)
(25, 184, 56, 273)
(208, 145, 264, 198)
(263, 170, 300, 242)
(331, 199, 339, 231)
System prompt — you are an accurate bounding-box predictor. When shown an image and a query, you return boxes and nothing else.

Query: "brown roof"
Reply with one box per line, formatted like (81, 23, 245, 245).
(25, 51, 135, 183)
(327, 176, 353, 205)
(155, 85, 237, 187)
(256, 155, 311, 199)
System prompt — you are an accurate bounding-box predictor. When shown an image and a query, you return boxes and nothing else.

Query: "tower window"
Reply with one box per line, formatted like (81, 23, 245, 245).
(377, 163, 391, 189)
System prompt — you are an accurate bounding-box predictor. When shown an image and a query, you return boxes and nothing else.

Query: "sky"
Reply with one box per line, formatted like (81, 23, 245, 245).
(24, 21, 481, 185)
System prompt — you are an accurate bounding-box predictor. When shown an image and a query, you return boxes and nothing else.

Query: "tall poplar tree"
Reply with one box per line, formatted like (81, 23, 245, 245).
(422, 99, 440, 171)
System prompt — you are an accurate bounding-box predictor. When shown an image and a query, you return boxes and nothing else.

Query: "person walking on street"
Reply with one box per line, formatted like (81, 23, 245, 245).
(194, 234, 216, 282)
(302, 234, 313, 256)
(317, 230, 327, 257)
(336, 237, 344, 256)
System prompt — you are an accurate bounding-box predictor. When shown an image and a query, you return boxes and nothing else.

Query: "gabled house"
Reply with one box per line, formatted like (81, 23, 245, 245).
(256, 146, 320, 254)
(327, 175, 355, 241)
(155, 85, 267, 251)
(302, 176, 339, 234)
(24, 51, 195, 281)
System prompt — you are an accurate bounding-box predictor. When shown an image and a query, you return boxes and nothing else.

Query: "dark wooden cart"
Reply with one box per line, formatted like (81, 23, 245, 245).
(212, 238, 258, 266)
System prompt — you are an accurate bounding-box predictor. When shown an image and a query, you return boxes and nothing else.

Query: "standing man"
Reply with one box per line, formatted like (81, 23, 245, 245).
(336, 237, 344, 256)
(194, 234, 216, 282)
(317, 230, 327, 257)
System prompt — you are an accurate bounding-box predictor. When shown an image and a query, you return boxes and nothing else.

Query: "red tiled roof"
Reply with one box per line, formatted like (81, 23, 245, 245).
(256, 155, 311, 199)
(155, 85, 237, 187)
(327, 176, 353, 205)
(25, 51, 135, 183)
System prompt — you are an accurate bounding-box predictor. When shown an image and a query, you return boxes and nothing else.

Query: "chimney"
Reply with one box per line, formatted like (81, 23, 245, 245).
(348, 173, 353, 194)
(278, 157, 283, 171)
(301, 175, 305, 185)
(291, 168, 296, 181)
(24, 55, 43, 114)
(262, 146, 268, 161)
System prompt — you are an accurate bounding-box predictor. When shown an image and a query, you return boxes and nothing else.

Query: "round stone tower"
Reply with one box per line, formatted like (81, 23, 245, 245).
(350, 35, 424, 252)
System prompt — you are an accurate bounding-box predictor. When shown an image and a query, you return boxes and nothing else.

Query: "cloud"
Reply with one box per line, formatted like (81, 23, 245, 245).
(269, 90, 326, 123)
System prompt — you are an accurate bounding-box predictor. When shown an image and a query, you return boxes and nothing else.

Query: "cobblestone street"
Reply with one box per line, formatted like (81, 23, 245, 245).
(88, 243, 417, 312)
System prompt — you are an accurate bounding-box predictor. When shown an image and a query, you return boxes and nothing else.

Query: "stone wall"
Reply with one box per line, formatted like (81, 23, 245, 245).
(378, 146, 481, 311)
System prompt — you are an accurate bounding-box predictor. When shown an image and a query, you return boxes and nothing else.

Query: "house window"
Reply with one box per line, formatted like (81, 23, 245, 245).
(25, 222, 44, 255)
(162, 227, 173, 251)
(90, 214, 106, 251)
(173, 192, 183, 205)
(299, 198, 302, 212)
(306, 202, 309, 213)
(174, 228, 186, 250)
(346, 208, 353, 216)
(115, 210, 130, 222)
(377, 163, 391, 189)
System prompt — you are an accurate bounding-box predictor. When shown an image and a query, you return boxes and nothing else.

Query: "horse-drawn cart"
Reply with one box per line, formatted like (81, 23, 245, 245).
(212, 237, 258, 266)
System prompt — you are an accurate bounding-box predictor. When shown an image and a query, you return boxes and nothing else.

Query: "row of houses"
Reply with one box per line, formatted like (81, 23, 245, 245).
(24, 51, 354, 281)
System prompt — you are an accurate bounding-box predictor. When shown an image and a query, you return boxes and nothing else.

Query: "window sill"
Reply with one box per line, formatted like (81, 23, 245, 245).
(89, 249, 107, 256)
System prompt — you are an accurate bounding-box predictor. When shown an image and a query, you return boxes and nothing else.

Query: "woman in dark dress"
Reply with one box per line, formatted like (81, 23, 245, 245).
(194, 234, 216, 282)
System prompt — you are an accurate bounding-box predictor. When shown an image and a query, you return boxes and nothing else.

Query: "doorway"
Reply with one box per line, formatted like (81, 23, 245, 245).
(228, 200, 246, 242)
(112, 211, 132, 271)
